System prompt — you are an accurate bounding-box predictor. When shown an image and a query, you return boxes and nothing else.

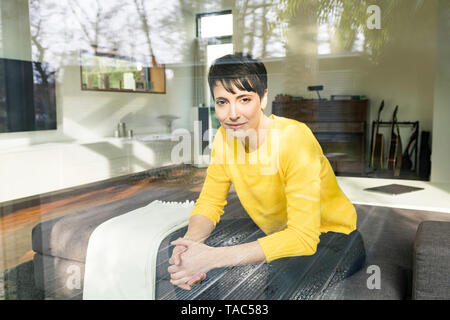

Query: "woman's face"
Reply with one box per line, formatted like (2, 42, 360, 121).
(213, 81, 268, 139)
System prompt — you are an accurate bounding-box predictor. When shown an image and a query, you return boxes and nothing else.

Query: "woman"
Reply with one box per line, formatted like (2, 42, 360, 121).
(167, 53, 365, 295)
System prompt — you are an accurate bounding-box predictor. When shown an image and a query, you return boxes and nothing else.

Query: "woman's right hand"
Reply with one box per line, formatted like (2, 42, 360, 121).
(169, 244, 206, 290)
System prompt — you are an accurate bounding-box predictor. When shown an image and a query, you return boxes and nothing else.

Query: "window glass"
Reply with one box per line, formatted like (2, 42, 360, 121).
(0, 0, 448, 302)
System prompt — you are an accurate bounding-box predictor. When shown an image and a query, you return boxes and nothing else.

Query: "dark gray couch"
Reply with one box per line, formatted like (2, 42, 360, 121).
(31, 186, 450, 300)
(412, 221, 450, 299)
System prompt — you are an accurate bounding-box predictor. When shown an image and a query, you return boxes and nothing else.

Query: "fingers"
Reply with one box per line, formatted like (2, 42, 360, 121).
(186, 274, 201, 286)
(167, 264, 179, 274)
(170, 270, 186, 281)
(170, 275, 193, 286)
(169, 270, 206, 282)
(174, 246, 187, 266)
(177, 283, 192, 290)
(186, 272, 206, 286)
(169, 272, 207, 289)
(168, 238, 193, 266)
(174, 251, 182, 265)
(167, 238, 207, 291)
(168, 245, 187, 265)
(171, 238, 195, 247)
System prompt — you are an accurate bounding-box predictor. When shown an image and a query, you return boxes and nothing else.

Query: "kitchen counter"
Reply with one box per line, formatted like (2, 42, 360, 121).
(0, 134, 190, 203)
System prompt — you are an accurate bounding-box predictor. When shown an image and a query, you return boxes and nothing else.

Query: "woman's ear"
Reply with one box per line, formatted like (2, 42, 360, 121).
(260, 89, 268, 110)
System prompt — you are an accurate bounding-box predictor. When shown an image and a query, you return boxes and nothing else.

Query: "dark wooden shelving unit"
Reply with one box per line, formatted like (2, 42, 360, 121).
(272, 98, 369, 175)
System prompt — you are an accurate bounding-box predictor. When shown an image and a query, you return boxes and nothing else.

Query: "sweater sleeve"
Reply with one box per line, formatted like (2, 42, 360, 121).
(189, 131, 231, 227)
(257, 124, 322, 262)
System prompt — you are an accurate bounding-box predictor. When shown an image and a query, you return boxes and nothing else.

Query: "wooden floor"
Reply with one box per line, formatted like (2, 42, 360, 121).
(0, 165, 207, 272)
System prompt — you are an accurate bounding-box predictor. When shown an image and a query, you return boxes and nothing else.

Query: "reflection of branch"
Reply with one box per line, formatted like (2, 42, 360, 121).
(239, 1, 284, 58)
(94, 0, 102, 52)
(31, 34, 45, 61)
(261, 0, 268, 57)
(236, 0, 249, 52)
(133, 0, 155, 63)
(247, 8, 256, 54)
(68, 2, 96, 46)
(30, 15, 44, 61)
(68, 1, 122, 54)
(29, 0, 72, 73)
(29, 0, 44, 61)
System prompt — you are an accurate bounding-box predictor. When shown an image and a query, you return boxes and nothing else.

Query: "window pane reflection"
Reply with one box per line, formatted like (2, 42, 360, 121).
(0, 0, 448, 301)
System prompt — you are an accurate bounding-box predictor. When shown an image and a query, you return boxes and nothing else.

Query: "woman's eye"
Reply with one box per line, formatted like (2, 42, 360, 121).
(216, 100, 226, 105)
(241, 98, 251, 103)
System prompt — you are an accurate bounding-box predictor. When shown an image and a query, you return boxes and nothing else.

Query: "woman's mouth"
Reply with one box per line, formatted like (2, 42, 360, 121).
(226, 122, 247, 130)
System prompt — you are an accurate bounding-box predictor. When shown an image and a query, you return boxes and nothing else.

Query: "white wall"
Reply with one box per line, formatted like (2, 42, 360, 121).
(430, 0, 450, 183)
(0, 0, 31, 61)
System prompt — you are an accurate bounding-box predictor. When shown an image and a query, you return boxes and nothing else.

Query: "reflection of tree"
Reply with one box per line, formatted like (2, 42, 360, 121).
(28, 0, 195, 68)
(68, 0, 122, 54)
(274, 0, 431, 61)
(29, 0, 58, 129)
(29, 0, 69, 70)
(29, 0, 47, 74)
(27, 0, 434, 70)
(133, 0, 155, 63)
(234, 0, 287, 58)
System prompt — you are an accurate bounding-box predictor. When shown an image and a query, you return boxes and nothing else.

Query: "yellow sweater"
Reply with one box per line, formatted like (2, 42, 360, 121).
(190, 114, 357, 262)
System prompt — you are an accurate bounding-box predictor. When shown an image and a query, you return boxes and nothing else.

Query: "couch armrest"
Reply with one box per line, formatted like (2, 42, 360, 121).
(412, 221, 450, 299)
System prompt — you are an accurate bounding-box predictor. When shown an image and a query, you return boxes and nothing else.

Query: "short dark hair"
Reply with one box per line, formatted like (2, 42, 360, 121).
(208, 53, 267, 100)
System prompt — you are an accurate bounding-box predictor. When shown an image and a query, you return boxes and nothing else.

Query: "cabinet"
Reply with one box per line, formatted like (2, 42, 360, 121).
(272, 99, 369, 175)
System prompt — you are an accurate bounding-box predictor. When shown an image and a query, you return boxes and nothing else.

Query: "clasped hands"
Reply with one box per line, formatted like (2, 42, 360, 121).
(167, 238, 216, 290)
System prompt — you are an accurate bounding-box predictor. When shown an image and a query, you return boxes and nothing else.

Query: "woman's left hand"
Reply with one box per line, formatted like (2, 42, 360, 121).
(167, 238, 218, 286)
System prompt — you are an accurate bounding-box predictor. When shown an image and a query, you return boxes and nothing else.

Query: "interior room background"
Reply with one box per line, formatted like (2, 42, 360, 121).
(0, 1, 449, 298)
(1, 1, 449, 202)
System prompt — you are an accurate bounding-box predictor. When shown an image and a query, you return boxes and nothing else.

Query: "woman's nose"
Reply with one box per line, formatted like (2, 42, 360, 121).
(228, 104, 240, 121)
